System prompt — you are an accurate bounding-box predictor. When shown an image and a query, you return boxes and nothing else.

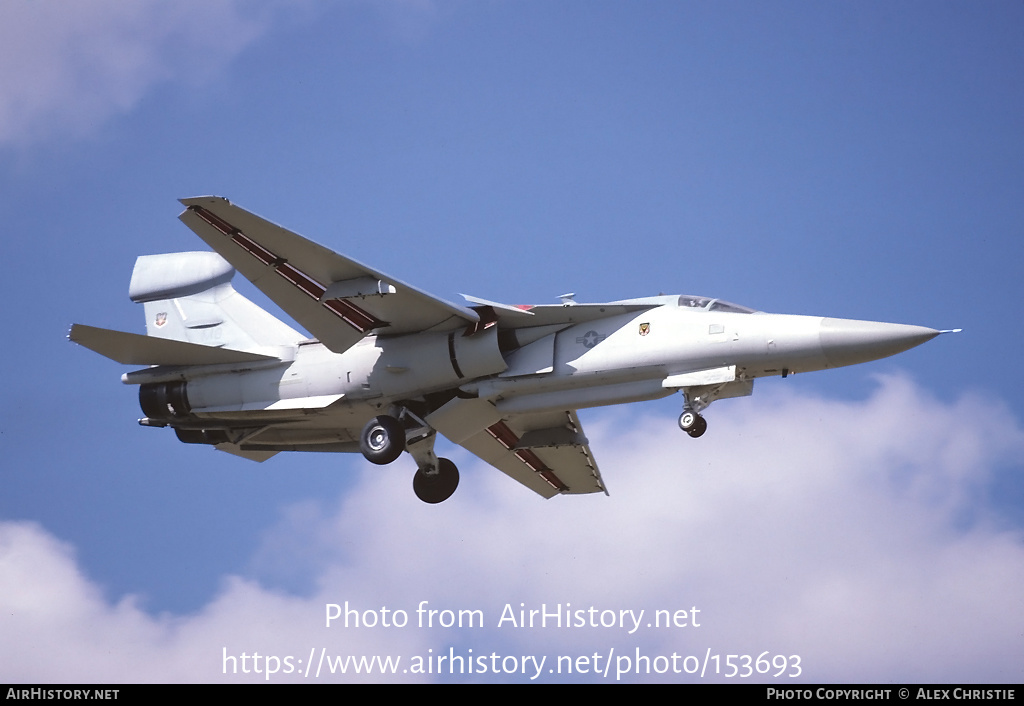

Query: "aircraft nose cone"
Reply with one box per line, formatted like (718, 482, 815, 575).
(819, 318, 940, 369)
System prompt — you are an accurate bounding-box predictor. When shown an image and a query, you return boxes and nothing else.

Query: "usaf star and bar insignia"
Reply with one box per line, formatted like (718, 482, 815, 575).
(577, 330, 607, 349)
(577, 323, 650, 349)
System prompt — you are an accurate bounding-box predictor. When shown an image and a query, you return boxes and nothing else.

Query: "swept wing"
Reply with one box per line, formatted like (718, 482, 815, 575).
(178, 196, 481, 353)
(427, 398, 606, 498)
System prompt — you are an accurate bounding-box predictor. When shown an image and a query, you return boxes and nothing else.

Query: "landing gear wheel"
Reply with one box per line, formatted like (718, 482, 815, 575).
(413, 458, 459, 504)
(678, 410, 698, 432)
(687, 415, 708, 438)
(360, 415, 405, 465)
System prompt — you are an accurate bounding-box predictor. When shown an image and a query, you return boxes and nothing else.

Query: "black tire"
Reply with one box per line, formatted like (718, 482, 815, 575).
(360, 415, 405, 465)
(678, 410, 698, 432)
(687, 415, 708, 438)
(413, 458, 459, 504)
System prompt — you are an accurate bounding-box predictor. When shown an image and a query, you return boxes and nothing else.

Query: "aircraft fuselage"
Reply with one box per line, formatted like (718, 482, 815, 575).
(133, 299, 941, 425)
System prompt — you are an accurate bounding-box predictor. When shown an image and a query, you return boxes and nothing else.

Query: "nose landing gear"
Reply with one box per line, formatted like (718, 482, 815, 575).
(678, 410, 707, 438)
(677, 388, 709, 438)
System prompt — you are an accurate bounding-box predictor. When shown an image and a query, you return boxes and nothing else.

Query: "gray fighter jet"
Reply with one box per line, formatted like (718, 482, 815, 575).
(71, 197, 957, 503)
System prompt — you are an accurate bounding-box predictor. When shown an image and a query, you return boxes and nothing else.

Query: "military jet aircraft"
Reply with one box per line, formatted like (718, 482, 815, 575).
(70, 197, 956, 504)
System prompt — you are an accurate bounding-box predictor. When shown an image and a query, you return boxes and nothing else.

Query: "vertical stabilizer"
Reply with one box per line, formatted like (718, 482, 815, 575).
(128, 252, 303, 353)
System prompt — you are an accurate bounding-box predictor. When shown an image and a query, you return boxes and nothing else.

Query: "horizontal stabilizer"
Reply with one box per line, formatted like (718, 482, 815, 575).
(69, 324, 278, 366)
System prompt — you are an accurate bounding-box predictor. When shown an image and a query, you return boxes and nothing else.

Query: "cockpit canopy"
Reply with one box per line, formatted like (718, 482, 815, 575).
(677, 295, 757, 314)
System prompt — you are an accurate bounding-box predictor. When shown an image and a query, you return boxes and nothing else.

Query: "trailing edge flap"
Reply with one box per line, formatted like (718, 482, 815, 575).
(69, 324, 279, 366)
(427, 398, 605, 499)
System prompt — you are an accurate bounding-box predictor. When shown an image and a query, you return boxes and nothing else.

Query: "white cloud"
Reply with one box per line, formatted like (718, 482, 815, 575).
(0, 0, 270, 146)
(2, 376, 1023, 682)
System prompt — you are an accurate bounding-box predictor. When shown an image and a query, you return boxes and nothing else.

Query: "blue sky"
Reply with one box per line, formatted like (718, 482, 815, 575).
(1, 0, 1022, 683)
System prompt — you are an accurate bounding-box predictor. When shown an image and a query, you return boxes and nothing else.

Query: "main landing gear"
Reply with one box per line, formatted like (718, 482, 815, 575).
(413, 458, 460, 505)
(359, 412, 460, 504)
(360, 415, 406, 465)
